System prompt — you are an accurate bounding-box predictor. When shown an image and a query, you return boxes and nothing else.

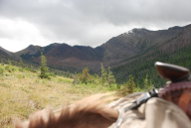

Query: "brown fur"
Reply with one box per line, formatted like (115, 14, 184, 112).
(15, 94, 118, 128)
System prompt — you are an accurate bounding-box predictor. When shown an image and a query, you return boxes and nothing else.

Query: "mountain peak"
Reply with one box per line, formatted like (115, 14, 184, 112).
(168, 26, 182, 31)
(132, 28, 150, 33)
(27, 44, 41, 50)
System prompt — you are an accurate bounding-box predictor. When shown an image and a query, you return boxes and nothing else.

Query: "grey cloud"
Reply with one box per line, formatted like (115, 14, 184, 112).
(72, 0, 191, 25)
(0, 0, 191, 48)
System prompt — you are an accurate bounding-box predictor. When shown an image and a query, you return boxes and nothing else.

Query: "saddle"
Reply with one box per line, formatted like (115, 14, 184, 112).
(109, 61, 191, 128)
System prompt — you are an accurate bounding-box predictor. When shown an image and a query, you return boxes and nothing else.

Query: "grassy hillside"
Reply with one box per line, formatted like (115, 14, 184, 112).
(0, 64, 115, 128)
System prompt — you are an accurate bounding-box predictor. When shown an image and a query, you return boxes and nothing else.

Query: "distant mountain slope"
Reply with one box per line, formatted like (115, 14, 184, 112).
(5, 24, 191, 84)
(112, 25, 191, 85)
(0, 46, 17, 62)
(101, 25, 191, 66)
(113, 43, 191, 87)
(16, 45, 42, 61)
(15, 43, 103, 72)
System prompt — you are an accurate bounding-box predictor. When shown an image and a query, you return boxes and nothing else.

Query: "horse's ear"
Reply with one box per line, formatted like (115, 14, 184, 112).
(155, 61, 190, 82)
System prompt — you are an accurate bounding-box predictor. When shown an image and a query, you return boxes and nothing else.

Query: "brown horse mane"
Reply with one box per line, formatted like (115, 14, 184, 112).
(15, 94, 118, 128)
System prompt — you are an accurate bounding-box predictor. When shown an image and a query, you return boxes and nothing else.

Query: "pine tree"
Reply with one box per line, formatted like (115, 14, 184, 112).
(39, 54, 49, 79)
(100, 63, 107, 85)
(107, 67, 116, 85)
(126, 75, 136, 93)
(143, 75, 153, 90)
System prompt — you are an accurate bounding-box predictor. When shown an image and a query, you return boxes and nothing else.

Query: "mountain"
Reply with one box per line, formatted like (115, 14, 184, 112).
(102, 25, 191, 66)
(111, 25, 191, 85)
(0, 46, 17, 62)
(3, 24, 191, 84)
(15, 43, 104, 72)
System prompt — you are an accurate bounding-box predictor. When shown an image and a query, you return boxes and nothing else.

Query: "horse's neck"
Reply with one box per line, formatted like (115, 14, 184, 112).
(15, 94, 118, 128)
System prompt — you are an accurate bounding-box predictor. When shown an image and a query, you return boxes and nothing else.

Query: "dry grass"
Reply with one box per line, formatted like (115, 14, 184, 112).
(0, 64, 113, 128)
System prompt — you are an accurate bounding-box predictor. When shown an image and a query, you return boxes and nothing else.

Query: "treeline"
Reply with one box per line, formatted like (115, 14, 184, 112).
(2, 44, 191, 92)
(0, 55, 155, 94)
(38, 55, 155, 93)
(73, 63, 154, 93)
(73, 64, 116, 87)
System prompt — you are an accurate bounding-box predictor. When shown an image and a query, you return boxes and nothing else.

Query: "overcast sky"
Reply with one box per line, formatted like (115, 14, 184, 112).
(0, 0, 191, 52)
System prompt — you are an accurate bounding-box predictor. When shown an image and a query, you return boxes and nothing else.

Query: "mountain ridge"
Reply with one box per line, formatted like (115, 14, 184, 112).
(0, 46, 19, 63)
(1, 24, 191, 83)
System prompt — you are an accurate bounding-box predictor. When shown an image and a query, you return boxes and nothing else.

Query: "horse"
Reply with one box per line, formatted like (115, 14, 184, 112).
(15, 62, 191, 128)
(15, 94, 119, 128)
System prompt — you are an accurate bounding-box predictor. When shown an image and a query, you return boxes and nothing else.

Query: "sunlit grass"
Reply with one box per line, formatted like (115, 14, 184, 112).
(0, 64, 114, 128)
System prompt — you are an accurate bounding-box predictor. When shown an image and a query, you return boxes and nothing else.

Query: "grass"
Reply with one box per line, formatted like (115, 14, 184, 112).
(0, 64, 115, 128)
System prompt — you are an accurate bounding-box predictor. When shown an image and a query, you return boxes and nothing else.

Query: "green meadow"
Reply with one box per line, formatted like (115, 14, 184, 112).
(0, 64, 118, 128)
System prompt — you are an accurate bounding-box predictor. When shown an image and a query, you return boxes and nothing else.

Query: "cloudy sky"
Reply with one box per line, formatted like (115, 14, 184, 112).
(0, 0, 191, 52)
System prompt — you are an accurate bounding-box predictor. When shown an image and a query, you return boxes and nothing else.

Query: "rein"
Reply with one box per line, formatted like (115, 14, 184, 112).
(114, 89, 158, 128)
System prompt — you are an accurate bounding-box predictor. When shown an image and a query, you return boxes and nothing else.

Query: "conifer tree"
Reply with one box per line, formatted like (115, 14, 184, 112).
(126, 75, 136, 93)
(101, 63, 107, 85)
(39, 54, 49, 79)
(107, 67, 116, 85)
(143, 75, 153, 90)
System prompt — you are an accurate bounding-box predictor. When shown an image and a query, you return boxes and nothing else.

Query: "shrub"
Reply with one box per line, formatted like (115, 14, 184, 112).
(0, 66, 4, 75)
(5, 65, 16, 73)
(120, 75, 137, 95)
(72, 68, 94, 84)
(79, 68, 91, 84)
